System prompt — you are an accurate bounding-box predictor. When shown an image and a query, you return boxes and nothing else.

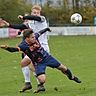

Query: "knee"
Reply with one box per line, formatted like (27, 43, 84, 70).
(37, 74, 46, 84)
(57, 64, 67, 71)
(29, 64, 35, 72)
(20, 59, 31, 67)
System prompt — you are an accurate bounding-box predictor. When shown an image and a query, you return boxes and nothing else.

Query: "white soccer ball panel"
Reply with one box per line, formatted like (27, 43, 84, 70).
(71, 13, 82, 24)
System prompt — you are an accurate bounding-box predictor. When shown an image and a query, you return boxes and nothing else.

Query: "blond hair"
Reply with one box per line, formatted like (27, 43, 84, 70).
(31, 5, 41, 11)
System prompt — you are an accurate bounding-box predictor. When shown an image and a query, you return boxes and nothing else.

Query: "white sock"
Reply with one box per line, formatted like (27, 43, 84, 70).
(33, 72, 40, 85)
(22, 66, 30, 83)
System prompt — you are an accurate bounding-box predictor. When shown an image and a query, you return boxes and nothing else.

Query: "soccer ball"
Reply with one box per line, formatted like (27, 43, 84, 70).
(71, 13, 82, 24)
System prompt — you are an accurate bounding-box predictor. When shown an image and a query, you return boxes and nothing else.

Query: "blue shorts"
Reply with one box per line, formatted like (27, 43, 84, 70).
(34, 55, 61, 76)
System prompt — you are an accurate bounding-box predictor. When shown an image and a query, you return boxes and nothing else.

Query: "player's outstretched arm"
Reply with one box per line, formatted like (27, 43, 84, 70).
(0, 45, 20, 52)
(9, 24, 28, 30)
(0, 19, 28, 30)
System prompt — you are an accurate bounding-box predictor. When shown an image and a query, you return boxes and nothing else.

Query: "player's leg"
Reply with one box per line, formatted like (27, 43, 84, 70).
(34, 74, 46, 93)
(33, 63, 46, 93)
(57, 64, 81, 83)
(19, 55, 32, 92)
(46, 56, 81, 83)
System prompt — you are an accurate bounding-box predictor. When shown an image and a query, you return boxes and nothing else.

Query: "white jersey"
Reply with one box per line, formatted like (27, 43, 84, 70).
(27, 16, 48, 45)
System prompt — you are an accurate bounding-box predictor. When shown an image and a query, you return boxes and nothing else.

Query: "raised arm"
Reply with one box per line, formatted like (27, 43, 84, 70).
(18, 15, 45, 22)
(35, 28, 51, 39)
(38, 28, 51, 36)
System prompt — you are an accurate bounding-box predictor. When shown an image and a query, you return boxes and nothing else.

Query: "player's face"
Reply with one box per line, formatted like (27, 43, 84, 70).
(31, 9, 40, 16)
(28, 33, 36, 44)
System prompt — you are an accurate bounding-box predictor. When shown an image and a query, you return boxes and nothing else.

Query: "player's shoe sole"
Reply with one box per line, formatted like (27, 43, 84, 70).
(19, 82, 32, 92)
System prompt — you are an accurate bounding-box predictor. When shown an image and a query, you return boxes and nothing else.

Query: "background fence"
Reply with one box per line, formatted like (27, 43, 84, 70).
(0, 26, 96, 38)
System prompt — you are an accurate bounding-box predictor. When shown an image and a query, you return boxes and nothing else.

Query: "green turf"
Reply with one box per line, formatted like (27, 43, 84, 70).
(0, 36, 96, 96)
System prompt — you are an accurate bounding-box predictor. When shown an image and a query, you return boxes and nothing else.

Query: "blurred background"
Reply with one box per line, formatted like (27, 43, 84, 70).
(1, 0, 96, 38)
(0, 0, 96, 26)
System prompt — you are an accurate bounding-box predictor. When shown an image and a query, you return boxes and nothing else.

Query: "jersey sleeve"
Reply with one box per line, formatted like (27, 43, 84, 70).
(35, 33, 39, 39)
(9, 24, 28, 30)
(23, 15, 46, 22)
(23, 15, 41, 22)
(18, 42, 28, 52)
(40, 16, 46, 22)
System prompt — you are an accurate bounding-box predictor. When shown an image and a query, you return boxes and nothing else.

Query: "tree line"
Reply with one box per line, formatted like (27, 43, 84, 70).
(0, 0, 96, 26)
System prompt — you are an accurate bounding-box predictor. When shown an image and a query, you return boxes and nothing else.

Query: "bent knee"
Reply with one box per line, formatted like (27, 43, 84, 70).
(29, 64, 35, 72)
(37, 74, 46, 83)
(21, 58, 31, 67)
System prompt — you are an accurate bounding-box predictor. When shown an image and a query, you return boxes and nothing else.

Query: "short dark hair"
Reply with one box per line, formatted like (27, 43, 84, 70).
(23, 29, 34, 39)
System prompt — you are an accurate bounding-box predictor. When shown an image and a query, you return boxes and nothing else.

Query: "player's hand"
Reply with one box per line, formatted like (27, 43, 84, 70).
(46, 28, 51, 32)
(0, 19, 9, 27)
(2, 20, 9, 26)
(18, 15, 23, 20)
(0, 45, 8, 49)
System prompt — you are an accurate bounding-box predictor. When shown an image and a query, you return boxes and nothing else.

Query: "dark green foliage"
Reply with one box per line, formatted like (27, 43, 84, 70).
(42, 6, 96, 26)
(0, 0, 96, 25)
(0, 0, 31, 23)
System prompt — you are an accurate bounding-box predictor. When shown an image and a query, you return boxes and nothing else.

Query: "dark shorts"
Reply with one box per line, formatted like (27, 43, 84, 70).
(35, 55, 61, 76)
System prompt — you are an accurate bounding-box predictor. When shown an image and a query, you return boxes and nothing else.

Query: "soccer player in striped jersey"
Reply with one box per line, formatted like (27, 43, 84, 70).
(0, 29, 81, 93)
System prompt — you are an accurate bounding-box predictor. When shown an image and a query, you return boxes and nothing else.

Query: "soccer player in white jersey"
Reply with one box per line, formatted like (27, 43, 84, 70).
(18, 5, 50, 92)
(19, 5, 49, 53)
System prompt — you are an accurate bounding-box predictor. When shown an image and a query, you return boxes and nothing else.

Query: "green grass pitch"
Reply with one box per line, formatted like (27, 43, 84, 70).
(0, 36, 96, 96)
